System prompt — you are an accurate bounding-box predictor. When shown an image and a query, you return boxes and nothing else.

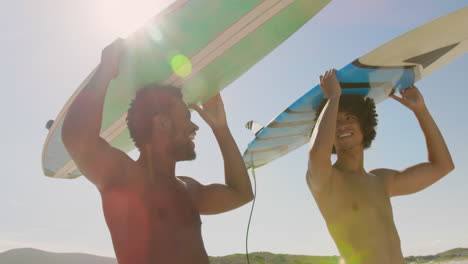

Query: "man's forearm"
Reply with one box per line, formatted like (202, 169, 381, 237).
(309, 97, 340, 156)
(213, 126, 253, 200)
(414, 106, 454, 174)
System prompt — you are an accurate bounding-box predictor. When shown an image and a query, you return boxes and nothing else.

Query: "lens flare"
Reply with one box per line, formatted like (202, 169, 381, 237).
(146, 26, 163, 43)
(171, 54, 192, 77)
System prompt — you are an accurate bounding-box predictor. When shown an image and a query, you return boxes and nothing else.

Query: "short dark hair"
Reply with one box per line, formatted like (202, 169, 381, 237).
(126, 84, 183, 150)
(314, 95, 378, 153)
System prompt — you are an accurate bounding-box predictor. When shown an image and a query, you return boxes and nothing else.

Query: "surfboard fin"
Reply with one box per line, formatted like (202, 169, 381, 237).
(245, 121, 264, 136)
(403, 43, 460, 69)
(46, 120, 54, 130)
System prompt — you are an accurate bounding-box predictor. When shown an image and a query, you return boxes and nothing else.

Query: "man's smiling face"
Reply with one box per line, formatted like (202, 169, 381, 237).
(334, 111, 363, 152)
(169, 99, 199, 161)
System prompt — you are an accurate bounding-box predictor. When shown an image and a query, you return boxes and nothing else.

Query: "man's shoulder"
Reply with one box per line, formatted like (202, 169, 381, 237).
(369, 168, 399, 186)
(177, 176, 202, 191)
(177, 176, 198, 184)
(94, 159, 140, 191)
(370, 168, 398, 177)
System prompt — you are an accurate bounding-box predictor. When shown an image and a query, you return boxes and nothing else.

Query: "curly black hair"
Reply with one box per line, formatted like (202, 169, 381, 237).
(314, 95, 378, 153)
(126, 84, 182, 150)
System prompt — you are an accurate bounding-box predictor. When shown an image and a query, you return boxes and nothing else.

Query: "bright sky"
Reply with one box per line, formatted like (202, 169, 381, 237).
(1, 0, 467, 259)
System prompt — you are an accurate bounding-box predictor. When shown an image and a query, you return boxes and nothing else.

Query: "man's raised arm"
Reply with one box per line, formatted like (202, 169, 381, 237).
(385, 85, 455, 196)
(307, 69, 341, 192)
(186, 94, 253, 215)
(62, 39, 129, 188)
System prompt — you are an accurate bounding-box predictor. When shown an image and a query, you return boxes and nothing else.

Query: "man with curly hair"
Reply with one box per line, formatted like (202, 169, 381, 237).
(306, 69, 454, 264)
(62, 40, 253, 264)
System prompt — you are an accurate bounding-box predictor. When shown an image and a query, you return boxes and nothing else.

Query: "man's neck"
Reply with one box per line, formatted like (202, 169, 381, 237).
(138, 145, 177, 183)
(334, 147, 366, 174)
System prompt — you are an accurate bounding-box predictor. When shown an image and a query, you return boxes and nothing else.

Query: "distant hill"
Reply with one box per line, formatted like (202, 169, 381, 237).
(0, 248, 117, 264)
(209, 252, 339, 264)
(1, 247, 467, 264)
(211, 249, 468, 264)
(438, 248, 468, 257)
(405, 248, 468, 264)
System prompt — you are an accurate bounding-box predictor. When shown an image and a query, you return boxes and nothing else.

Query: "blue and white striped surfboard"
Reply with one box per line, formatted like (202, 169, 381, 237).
(243, 7, 468, 168)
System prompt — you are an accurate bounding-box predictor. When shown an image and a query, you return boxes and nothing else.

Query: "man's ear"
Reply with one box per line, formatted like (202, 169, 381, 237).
(152, 114, 173, 133)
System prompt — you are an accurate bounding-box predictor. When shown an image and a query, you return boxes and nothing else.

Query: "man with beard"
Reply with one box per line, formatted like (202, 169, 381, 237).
(306, 69, 454, 264)
(62, 39, 253, 264)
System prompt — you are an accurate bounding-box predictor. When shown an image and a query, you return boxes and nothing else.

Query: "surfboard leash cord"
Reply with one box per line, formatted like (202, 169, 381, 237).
(245, 165, 257, 264)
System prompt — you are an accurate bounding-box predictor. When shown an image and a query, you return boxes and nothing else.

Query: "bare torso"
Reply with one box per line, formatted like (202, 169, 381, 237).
(99, 165, 209, 264)
(307, 169, 404, 264)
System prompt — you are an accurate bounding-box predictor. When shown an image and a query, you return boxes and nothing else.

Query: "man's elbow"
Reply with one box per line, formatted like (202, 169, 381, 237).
(444, 160, 455, 175)
(435, 160, 455, 177)
(245, 191, 254, 203)
(239, 189, 254, 205)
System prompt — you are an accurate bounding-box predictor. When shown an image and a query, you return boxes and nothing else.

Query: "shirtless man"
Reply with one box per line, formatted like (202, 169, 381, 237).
(306, 69, 454, 264)
(62, 39, 253, 264)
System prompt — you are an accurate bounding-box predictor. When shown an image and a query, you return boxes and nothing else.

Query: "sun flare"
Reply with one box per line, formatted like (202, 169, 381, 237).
(96, 0, 176, 37)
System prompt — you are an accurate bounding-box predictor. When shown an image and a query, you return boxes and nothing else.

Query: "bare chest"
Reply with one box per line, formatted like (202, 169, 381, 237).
(315, 173, 393, 223)
(101, 180, 201, 234)
(310, 172, 403, 262)
(99, 178, 207, 264)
